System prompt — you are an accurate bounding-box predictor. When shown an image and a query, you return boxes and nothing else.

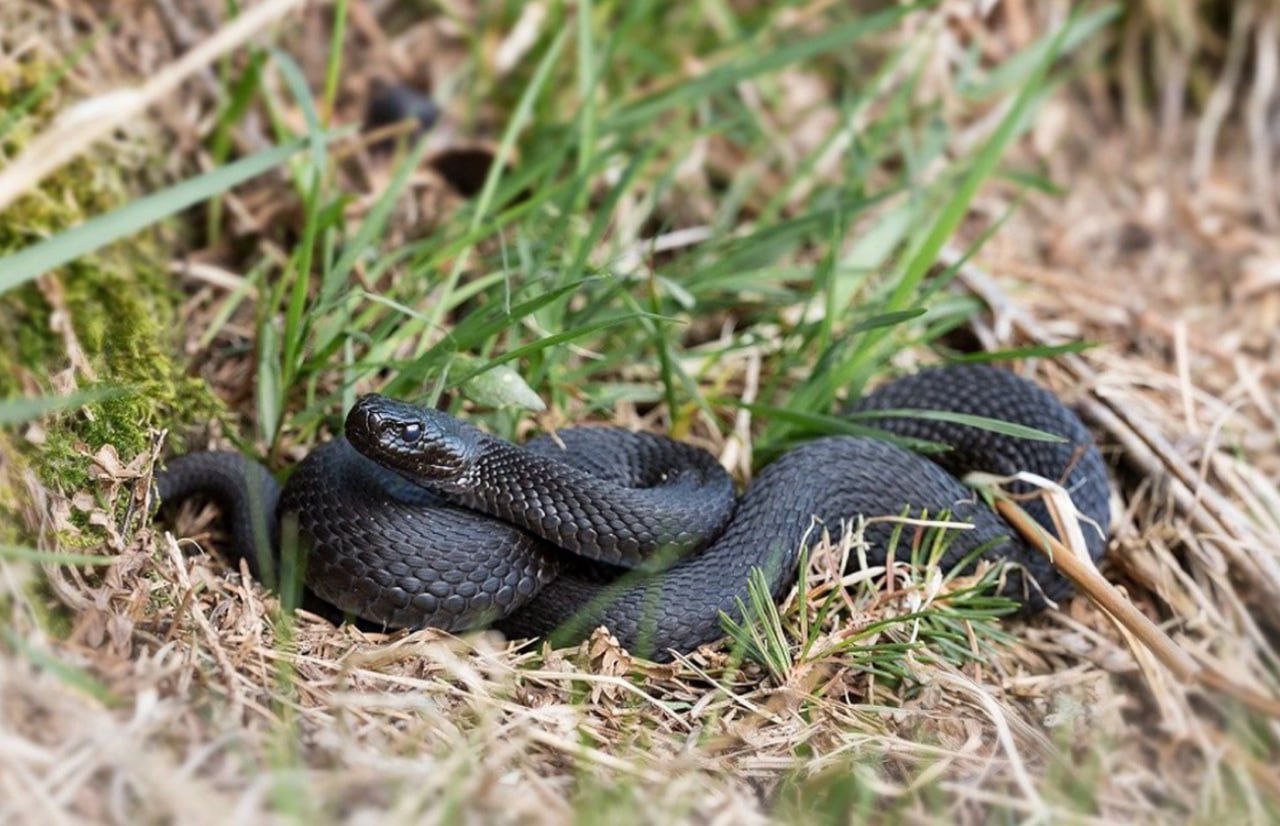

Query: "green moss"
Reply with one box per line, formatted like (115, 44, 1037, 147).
(0, 57, 220, 512)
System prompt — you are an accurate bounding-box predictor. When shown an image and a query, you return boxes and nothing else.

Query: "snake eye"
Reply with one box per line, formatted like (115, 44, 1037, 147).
(400, 422, 422, 442)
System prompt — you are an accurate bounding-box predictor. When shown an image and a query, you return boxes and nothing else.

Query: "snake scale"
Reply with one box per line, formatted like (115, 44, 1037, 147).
(156, 364, 1110, 660)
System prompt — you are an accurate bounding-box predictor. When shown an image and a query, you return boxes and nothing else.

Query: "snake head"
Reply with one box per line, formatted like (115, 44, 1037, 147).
(346, 394, 480, 487)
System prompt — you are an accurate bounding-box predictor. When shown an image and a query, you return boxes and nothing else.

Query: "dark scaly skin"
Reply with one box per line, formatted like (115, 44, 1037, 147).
(156, 443, 561, 629)
(153, 451, 281, 584)
(844, 365, 1110, 575)
(344, 400, 737, 568)
(497, 435, 1033, 658)
(155, 364, 1111, 661)
(280, 441, 560, 630)
(451, 432, 736, 567)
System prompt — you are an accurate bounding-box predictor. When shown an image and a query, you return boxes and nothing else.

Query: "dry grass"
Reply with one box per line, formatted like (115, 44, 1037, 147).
(3, 1, 1280, 822)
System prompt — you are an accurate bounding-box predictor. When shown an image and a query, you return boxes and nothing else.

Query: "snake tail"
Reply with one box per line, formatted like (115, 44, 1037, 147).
(154, 451, 282, 586)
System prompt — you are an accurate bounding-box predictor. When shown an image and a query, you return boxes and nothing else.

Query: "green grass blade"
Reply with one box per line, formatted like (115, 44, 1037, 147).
(0, 138, 317, 294)
(206, 51, 267, 242)
(470, 28, 569, 231)
(0, 32, 98, 143)
(0, 388, 119, 426)
(322, 0, 350, 119)
(965, 5, 1121, 98)
(0, 545, 116, 566)
(3, 628, 119, 706)
(609, 5, 917, 128)
(270, 49, 329, 382)
(941, 341, 1096, 363)
(325, 135, 433, 305)
(382, 279, 597, 396)
(717, 398, 951, 453)
(889, 22, 1069, 313)
(450, 312, 669, 389)
(846, 407, 1067, 442)
(849, 308, 928, 334)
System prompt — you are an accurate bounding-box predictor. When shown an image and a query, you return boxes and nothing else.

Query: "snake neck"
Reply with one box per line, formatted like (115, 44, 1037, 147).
(449, 437, 731, 569)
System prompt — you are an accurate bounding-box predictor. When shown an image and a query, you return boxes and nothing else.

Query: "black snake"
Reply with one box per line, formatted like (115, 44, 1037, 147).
(156, 364, 1110, 660)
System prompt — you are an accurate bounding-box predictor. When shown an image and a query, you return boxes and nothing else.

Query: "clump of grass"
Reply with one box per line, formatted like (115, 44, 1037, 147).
(175, 3, 1116, 469)
(722, 516, 1016, 689)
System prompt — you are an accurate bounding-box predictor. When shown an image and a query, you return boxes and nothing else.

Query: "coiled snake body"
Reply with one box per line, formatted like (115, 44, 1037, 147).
(157, 365, 1110, 660)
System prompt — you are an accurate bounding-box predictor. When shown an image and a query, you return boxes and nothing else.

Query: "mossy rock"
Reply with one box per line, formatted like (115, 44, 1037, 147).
(0, 56, 220, 530)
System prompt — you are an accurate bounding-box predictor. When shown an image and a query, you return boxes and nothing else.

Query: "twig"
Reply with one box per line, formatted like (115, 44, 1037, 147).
(1246, 11, 1279, 227)
(162, 536, 248, 719)
(995, 495, 1280, 719)
(1192, 2, 1254, 185)
(170, 261, 256, 296)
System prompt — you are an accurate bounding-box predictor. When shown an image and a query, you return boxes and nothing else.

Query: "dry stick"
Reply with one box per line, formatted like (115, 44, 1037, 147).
(1246, 11, 1280, 228)
(1192, 1, 1255, 184)
(994, 496, 1280, 719)
(0, 0, 311, 212)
